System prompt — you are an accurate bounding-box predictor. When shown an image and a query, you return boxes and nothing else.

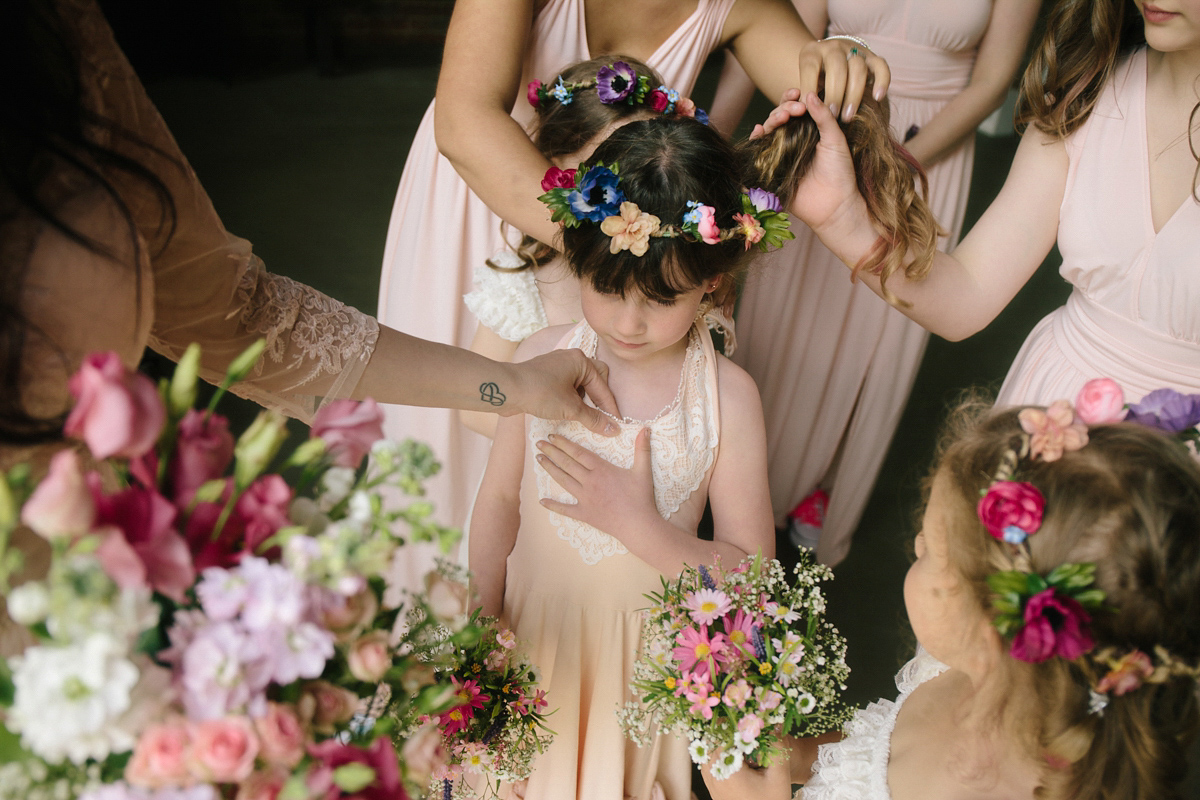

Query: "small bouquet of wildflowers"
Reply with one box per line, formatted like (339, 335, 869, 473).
(0, 342, 474, 800)
(397, 582, 554, 800)
(618, 553, 851, 780)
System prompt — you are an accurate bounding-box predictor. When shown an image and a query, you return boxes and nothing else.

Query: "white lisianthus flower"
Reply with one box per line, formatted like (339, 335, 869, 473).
(9, 633, 141, 763)
(6, 581, 50, 625)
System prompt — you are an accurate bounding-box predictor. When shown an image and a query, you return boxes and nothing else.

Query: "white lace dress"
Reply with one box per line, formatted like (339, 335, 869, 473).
(500, 319, 720, 800)
(799, 649, 948, 800)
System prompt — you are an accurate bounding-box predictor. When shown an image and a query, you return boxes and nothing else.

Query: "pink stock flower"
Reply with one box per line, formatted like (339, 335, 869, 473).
(732, 212, 765, 250)
(1010, 588, 1095, 663)
(307, 737, 405, 800)
(311, 398, 384, 468)
(187, 716, 260, 784)
(683, 588, 732, 626)
(673, 626, 729, 677)
(1095, 650, 1155, 696)
(540, 166, 577, 192)
(347, 630, 392, 682)
(235, 475, 293, 553)
(65, 351, 165, 459)
(253, 703, 306, 768)
(527, 80, 543, 107)
(91, 477, 195, 602)
(648, 89, 670, 112)
(695, 204, 720, 244)
(976, 481, 1044, 544)
(1019, 401, 1088, 462)
(171, 410, 234, 503)
(600, 201, 661, 257)
(125, 717, 193, 788)
(20, 449, 95, 540)
(1074, 378, 1126, 425)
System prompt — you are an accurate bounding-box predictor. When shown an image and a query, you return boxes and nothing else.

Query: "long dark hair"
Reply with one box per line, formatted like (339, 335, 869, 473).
(0, 0, 177, 444)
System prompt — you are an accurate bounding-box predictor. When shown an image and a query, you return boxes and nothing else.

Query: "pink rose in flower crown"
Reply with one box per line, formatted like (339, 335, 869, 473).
(91, 477, 196, 602)
(527, 80, 543, 108)
(647, 89, 670, 112)
(675, 96, 697, 118)
(1074, 378, 1126, 425)
(171, 410, 235, 503)
(540, 166, 577, 192)
(307, 737, 405, 800)
(696, 204, 720, 244)
(187, 716, 260, 784)
(20, 449, 95, 540)
(1019, 400, 1088, 462)
(347, 630, 392, 682)
(235, 474, 293, 553)
(253, 703, 306, 768)
(126, 717, 193, 789)
(65, 351, 166, 459)
(311, 398, 384, 468)
(1010, 588, 1095, 663)
(976, 481, 1044, 544)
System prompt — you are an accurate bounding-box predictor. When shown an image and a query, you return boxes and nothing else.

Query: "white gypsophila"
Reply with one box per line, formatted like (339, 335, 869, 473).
(317, 466, 357, 511)
(7, 581, 50, 625)
(8, 633, 141, 763)
(709, 748, 743, 780)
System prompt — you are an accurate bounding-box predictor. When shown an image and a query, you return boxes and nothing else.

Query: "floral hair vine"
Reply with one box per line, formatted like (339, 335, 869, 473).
(538, 163, 795, 256)
(527, 60, 710, 123)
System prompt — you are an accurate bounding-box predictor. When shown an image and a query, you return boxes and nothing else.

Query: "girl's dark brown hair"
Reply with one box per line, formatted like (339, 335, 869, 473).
(1016, 0, 1198, 199)
(934, 402, 1200, 799)
(741, 96, 942, 307)
(493, 55, 665, 272)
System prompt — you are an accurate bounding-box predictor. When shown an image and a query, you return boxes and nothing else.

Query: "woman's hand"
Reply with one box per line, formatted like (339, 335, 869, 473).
(507, 349, 620, 436)
(797, 38, 890, 122)
(534, 428, 658, 537)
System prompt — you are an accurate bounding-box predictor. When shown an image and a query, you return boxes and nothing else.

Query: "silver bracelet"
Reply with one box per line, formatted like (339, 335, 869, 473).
(821, 34, 871, 54)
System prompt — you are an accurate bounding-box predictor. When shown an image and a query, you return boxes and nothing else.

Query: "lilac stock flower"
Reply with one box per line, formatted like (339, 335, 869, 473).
(177, 620, 268, 719)
(567, 165, 624, 222)
(1009, 588, 1094, 663)
(237, 556, 306, 631)
(596, 61, 638, 103)
(262, 621, 335, 685)
(746, 188, 782, 213)
(1124, 388, 1200, 434)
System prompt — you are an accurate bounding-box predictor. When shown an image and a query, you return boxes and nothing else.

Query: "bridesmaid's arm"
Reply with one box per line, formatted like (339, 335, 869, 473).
(433, 0, 559, 246)
(902, 0, 1040, 168)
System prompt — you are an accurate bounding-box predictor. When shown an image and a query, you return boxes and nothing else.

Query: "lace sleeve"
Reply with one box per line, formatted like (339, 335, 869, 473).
(463, 253, 549, 342)
(73, 0, 379, 423)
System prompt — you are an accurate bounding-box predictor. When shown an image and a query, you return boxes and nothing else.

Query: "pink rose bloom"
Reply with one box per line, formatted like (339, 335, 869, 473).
(92, 478, 196, 602)
(235, 766, 290, 800)
(300, 681, 359, 735)
(311, 398, 384, 468)
(187, 716, 260, 784)
(976, 481, 1044, 543)
(1019, 400, 1088, 462)
(695, 204, 720, 244)
(1010, 588, 1095, 663)
(171, 410, 235, 503)
(736, 713, 764, 743)
(647, 89, 669, 112)
(400, 722, 447, 787)
(235, 475, 293, 553)
(540, 166, 577, 192)
(307, 737, 405, 800)
(526, 80, 543, 107)
(347, 630, 392, 682)
(21, 449, 95, 540)
(253, 703, 306, 768)
(1075, 378, 1126, 425)
(1095, 650, 1155, 696)
(65, 351, 165, 459)
(675, 97, 697, 118)
(317, 588, 379, 643)
(126, 718, 193, 788)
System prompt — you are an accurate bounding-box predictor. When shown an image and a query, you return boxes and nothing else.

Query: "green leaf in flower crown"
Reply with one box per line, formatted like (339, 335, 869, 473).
(1073, 588, 1107, 609)
(1046, 562, 1097, 591)
(757, 211, 795, 252)
(987, 571, 1029, 596)
(539, 187, 581, 227)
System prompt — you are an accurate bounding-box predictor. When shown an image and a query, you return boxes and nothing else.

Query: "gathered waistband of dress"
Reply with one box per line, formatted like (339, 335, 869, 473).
(850, 37, 974, 100)
(1054, 291, 1200, 395)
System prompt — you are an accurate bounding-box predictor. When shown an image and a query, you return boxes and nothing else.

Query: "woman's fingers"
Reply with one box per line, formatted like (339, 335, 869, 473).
(538, 433, 599, 469)
(534, 450, 582, 496)
(841, 52, 870, 122)
(865, 52, 890, 101)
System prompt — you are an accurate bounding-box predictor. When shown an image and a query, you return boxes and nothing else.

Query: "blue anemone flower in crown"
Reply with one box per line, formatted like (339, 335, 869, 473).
(567, 165, 625, 223)
(597, 61, 639, 104)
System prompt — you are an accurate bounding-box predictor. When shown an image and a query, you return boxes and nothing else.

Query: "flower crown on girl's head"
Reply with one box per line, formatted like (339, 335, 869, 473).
(538, 163, 795, 256)
(977, 378, 1200, 714)
(527, 60, 709, 123)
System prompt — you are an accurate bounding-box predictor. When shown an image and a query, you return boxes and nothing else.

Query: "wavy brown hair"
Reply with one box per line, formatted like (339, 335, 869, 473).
(933, 401, 1200, 799)
(741, 96, 943, 307)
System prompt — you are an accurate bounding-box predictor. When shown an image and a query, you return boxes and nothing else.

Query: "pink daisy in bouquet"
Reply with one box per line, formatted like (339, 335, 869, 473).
(618, 553, 851, 780)
(0, 342, 480, 800)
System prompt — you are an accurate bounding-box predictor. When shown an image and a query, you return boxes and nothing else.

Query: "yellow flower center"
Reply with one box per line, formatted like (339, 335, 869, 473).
(758, 662, 771, 675)
(450, 709, 463, 721)
(729, 631, 746, 645)
(664, 677, 677, 690)
(694, 643, 711, 659)
(701, 601, 718, 613)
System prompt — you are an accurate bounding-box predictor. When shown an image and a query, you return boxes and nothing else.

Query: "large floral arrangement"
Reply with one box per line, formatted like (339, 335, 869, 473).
(0, 343, 473, 800)
(618, 553, 851, 780)
(397, 577, 554, 800)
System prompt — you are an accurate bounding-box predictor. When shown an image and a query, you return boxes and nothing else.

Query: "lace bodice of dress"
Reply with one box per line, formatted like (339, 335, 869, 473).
(799, 648, 948, 800)
(528, 321, 719, 565)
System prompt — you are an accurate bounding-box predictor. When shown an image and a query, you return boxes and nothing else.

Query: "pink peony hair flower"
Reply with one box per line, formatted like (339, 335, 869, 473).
(1019, 400, 1088, 462)
(311, 398, 384, 468)
(977, 480, 1044, 544)
(540, 165, 577, 192)
(683, 588, 732, 626)
(600, 201, 661, 257)
(1074, 378, 1126, 425)
(732, 212, 765, 250)
(1095, 650, 1156, 696)
(1010, 588, 1095, 663)
(65, 351, 166, 460)
(527, 80, 543, 107)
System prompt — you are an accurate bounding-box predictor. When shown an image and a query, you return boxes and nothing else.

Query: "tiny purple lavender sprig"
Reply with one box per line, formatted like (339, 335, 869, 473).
(698, 565, 716, 591)
(750, 626, 767, 660)
(443, 778, 453, 800)
(482, 709, 508, 745)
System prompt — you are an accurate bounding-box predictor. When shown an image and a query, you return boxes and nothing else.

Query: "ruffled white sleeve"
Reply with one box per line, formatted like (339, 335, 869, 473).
(462, 252, 549, 342)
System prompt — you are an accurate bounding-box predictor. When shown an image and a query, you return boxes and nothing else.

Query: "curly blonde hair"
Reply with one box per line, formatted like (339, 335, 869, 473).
(932, 401, 1200, 799)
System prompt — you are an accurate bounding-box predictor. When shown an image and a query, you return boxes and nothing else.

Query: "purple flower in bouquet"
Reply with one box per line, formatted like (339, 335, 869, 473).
(596, 61, 638, 103)
(1125, 388, 1200, 434)
(1010, 588, 1095, 663)
(174, 620, 268, 719)
(745, 187, 782, 213)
